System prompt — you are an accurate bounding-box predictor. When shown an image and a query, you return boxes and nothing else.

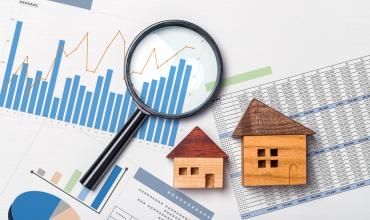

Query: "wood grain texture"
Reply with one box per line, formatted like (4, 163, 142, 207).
(233, 99, 315, 137)
(167, 126, 228, 158)
(242, 135, 306, 186)
(173, 157, 224, 188)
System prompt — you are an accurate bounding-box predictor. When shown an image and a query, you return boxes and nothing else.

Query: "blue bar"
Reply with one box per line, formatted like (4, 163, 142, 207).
(0, 21, 22, 107)
(168, 59, 185, 113)
(109, 94, 122, 133)
(50, 97, 60, 119)
(168, 65, 192, 146)
(134, 82, 149, 138)
(161, 60, 185, 145)
(154, 66, 176, 143)
(102, 92, 115, 131)
(20, 77, 33, 112)
(139, 80, 157, 139)
(72, 86, 86, 124)
(65, 75, 80, 122)
(87, 76, 103, 127)
(13, 63, 28, 110)
(57, 78, 72, 121)
(35, 81, 48, 116)
(128, 98, 136, 119)
(77, 187, 90, 201)
(95, 70, 112, 129)
(5, 75, 18, 108)
(80, 91, 92, 126)
(28, 71, 42, 114)
(117, 91, 130, 130)
(42, 40, 65, 117)
(91, 165, 122, 209)
(146, 77, 165, 142)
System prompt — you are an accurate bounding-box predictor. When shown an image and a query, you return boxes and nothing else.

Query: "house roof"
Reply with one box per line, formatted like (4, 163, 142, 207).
(232, 99, 315, 137)
(167, 126, 228, 159)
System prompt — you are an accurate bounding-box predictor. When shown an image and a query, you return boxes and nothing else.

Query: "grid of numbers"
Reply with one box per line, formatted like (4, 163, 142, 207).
(211, 56, 370, 219)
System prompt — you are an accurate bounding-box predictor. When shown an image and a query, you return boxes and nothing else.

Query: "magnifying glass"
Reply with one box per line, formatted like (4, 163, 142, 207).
(80, 20, 223, 190)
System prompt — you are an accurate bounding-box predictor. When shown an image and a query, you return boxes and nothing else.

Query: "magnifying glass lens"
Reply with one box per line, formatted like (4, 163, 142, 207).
(128, 26, 219, 117)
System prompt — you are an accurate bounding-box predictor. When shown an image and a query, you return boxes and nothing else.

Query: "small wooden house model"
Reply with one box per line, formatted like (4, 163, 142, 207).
(167, 126, 228, 188)
(233, 99, 315, 186)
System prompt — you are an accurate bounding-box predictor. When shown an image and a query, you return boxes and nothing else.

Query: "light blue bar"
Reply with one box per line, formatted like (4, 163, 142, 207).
(13, 63, 28, 110)
(134, 168, 214, 220)
(5, 75, 18, 108)
(43, 40, 65, 117)
(154, 66, 176, 143)
(72, 86, 86, 124)
(57, 78, 72, 121)
(169, 65, 192, 146)
(102, 92, 115, 131)
(50, 97, 60, 119)
(35, 81, 48, 116)
(134, 82, 149, 138)
(65, 75, 80, 122)
(139, 80, 157, 139)
(28, 71, 42, 114)
(80, 91, 92, 126)
(161, 60, 185, 145)
(117, 91, 131, 130)
(20, 77, 33, 112)
(87, 76, 103, 127)
(77, 187, 90, 201)
(146, 77, 165, 142)
(91, 165, 122, 210)
(109, 94, 122, 133)
(0, 21, 22, 107)
(95, 69, 112, 129)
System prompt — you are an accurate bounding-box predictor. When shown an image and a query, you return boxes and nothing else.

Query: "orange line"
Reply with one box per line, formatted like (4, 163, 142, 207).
(8, 31, 193, 96)
(131, 45, 194, 75)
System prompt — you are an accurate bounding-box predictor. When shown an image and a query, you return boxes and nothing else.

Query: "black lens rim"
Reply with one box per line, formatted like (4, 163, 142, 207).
(124, 20, 223, 118)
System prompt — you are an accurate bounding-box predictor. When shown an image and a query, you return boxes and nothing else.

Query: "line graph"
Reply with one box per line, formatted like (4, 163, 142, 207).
(131, 46, 194, 74)
(8, 30, 127, 92)
(8, 30, 194, 93)
(0, 20, 193, 147)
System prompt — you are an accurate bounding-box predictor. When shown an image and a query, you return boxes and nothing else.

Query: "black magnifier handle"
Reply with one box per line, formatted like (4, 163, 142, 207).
(80, 109, 147, 190)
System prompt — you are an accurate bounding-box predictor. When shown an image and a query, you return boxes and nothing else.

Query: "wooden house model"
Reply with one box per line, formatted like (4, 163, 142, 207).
(167, 126, 228, 188)
(233, 99, 315, 186)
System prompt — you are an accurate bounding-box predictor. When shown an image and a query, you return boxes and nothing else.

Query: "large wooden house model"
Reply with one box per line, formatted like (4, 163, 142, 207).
(233, 99, 315, 186)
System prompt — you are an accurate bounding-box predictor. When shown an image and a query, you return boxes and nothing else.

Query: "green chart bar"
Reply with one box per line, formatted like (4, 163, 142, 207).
(64, 169, 82, 193)
(205, 66, 272, 91)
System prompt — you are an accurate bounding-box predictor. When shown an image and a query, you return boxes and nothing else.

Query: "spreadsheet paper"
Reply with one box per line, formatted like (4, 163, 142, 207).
(211, 55, 370, 219)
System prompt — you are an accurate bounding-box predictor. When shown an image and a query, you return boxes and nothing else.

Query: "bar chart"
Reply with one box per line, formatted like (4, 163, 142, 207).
(0, 21, 192, 146)
(32, 165, 128, 213)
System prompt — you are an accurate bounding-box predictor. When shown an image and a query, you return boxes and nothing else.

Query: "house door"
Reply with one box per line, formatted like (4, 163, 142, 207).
(205, 174, 214, 188)
(289, 164, 298, 184)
